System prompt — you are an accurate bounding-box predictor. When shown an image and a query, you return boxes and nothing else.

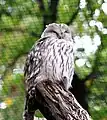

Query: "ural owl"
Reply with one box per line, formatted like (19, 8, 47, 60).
(24, 23, 74, 91)
(23, 23, 74, 120)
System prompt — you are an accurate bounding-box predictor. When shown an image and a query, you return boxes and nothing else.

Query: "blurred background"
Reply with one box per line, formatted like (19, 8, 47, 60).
(0, 0, 107, 120)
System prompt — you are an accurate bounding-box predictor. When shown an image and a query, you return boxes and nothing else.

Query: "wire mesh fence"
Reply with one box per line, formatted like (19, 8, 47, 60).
(0, 0, 107, 120)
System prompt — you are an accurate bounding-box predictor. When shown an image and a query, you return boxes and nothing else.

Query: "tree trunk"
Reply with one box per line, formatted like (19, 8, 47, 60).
(36, 0, 59, 29)
(43, 0, 59, 29)
(23, 80, 91, 120)
(70, 74, 89, 113)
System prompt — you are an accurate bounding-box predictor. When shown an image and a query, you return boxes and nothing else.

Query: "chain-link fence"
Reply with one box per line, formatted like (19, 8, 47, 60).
(0, 0, 107, 120)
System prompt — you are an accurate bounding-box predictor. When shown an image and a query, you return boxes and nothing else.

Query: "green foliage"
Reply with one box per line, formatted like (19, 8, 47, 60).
(90, 106, 107, 120)
(1, 96, 24, 120)
(0, 0, 44, 119)
(58, 0, 79, 23)
(0, 73, 24, 120)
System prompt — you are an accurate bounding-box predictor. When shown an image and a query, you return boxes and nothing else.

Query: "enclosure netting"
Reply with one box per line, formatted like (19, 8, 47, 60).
(0, 0, 107, 120)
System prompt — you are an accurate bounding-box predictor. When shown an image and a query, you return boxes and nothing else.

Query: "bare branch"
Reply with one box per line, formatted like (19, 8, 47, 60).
(34, 80, 91, 120)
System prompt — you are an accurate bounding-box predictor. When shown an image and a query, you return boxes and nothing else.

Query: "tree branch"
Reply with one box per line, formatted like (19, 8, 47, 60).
(36, 80, 91, 120)
(71, 73, 90, 113)
(66, 0, 80, 25)
(25, 79, 91, 120)
(43, 0, 59, 29)
(36, 0, 59, 30)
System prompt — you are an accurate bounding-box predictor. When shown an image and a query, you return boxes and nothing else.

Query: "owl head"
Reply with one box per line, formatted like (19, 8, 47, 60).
(41, 23, 73, 41)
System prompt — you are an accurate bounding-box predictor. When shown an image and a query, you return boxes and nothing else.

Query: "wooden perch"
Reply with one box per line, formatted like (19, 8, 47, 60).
(25, 80, 91, 120)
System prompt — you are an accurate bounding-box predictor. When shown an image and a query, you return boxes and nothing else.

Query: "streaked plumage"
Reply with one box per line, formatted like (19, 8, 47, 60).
(24, 23, 74, 90)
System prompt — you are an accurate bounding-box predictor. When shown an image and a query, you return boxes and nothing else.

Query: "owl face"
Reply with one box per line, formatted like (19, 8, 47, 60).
(41, 23, 73, 41)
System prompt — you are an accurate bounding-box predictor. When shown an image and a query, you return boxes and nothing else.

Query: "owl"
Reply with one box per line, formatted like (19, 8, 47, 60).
(24, 23, 74, 91)
(23, 23, 74, 120)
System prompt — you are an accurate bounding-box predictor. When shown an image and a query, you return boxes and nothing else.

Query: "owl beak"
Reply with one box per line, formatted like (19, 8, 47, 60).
(61, 32, 65, 39)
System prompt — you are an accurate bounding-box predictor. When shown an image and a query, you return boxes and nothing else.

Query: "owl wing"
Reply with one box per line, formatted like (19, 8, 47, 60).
(24, 37, 49, 82)
(24, 46, 41, 81)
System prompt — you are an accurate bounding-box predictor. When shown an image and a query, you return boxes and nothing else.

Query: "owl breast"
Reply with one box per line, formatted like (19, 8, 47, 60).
(40, 38, 74, 90)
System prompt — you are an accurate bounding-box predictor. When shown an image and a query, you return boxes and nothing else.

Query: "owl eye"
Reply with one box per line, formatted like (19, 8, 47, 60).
(65, 30, 69, 33)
